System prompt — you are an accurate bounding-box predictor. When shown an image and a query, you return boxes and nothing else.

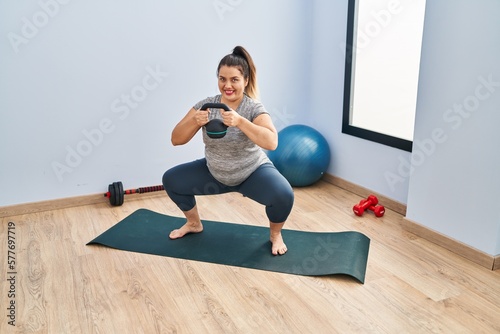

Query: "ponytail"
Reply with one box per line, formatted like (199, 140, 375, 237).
(217, 46, 260, 100)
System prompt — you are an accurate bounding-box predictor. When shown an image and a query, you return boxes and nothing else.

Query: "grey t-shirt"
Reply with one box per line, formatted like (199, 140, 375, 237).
(194, 94, 272, 186)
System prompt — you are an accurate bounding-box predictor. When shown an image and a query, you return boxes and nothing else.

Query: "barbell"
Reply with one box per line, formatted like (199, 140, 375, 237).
(104, 181, 164, 206)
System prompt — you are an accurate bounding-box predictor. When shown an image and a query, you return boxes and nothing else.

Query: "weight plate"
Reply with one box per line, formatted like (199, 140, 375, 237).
(117, 181, 124, 206)
(108, 183, 117, 206)
(113, 182, 120, 206)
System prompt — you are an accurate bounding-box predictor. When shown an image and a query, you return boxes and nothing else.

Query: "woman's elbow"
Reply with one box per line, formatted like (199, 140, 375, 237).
(264, 137, 278, 151)
(171, 137, 187, 146)
(171, 134, 185, 146)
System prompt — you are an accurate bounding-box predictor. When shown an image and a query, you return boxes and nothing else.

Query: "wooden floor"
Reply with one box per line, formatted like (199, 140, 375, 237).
(1, 181, 499, 333)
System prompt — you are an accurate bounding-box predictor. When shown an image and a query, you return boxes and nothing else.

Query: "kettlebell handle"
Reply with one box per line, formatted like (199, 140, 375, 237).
(201, 103, 230, 139)
(200, 103, 231, 111)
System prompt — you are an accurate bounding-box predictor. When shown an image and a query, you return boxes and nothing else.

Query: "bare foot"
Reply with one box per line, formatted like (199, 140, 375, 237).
(270, 232, 287, 256)
(169, 221, 203, 239)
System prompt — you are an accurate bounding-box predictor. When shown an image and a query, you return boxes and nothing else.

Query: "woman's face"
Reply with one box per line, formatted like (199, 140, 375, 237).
(218, 65, 248, 104)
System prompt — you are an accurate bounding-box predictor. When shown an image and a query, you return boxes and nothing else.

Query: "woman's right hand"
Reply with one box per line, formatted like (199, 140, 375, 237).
(194, 108, 210, 127)
(171, 107, 210, 146)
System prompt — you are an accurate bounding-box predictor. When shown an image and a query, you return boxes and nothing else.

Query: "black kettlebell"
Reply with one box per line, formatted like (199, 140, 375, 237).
(200, 103, 231, 139)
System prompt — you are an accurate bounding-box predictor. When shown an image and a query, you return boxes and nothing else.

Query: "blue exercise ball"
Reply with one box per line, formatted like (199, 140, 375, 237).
(268, 124, 331, 187)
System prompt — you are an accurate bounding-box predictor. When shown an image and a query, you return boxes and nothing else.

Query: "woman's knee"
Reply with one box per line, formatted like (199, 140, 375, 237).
(266, 182, 294, 222)
(162, 167, 178, 192)
(163, 159, 203, 191)
(274, 185, 294, 210)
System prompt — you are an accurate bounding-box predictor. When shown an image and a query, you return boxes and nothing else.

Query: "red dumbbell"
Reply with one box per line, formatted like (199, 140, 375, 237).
(353, 195, 385, 217)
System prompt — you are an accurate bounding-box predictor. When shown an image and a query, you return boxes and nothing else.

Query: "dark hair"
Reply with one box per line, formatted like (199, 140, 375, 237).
(217, 46, 259, 100)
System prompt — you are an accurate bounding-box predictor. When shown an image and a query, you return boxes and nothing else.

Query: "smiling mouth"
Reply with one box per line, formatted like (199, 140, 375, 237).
(225, 90, 234, 95)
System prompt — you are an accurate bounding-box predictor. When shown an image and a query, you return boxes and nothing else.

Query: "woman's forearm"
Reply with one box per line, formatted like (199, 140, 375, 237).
(236, 116, 278, 151)
(171, 108, 201, 145)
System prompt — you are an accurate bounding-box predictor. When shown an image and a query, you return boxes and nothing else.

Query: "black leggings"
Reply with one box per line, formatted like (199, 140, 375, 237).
(162, 159, 294, 223)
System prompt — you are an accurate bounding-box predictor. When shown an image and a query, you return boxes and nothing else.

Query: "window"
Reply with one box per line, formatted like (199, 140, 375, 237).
(342, 0, 427, 152)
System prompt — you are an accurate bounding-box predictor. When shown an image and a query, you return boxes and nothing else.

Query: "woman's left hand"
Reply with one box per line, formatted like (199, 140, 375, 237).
(221, 109, 242, 127)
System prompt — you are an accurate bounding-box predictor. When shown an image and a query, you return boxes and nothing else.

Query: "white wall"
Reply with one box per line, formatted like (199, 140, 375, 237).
(405, 0, 500, 256)
(0, 0, 311, 206)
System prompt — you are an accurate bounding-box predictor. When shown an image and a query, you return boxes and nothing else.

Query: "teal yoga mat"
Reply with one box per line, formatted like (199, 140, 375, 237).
(87, 209, 370, 283)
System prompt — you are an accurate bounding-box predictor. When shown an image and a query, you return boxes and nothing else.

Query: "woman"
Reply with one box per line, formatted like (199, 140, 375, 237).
(162, 46, 294, 255)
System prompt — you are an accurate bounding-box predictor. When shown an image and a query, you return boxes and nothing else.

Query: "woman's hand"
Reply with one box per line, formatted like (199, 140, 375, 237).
(221, 109, 242, 127)
(194, 108, 210, 127)
(171, 107, 210, 146)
